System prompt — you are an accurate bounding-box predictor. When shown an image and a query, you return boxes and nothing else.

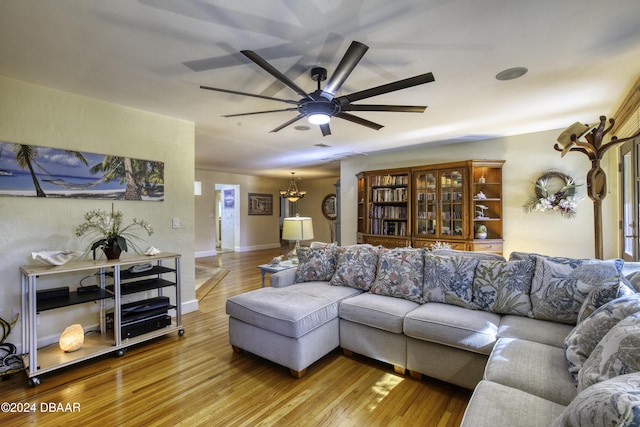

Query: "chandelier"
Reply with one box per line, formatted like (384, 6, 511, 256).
(280, 172, 307, 202)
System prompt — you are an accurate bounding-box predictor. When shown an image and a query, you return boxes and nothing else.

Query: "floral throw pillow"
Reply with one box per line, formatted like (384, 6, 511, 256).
(552, 373, 640, 427)
(422, 254, 478, 308)
(578, 312, 640, 393)
(295, 246, 338, 282)
(329, 245, 378, 290)
(577, 278, 635, 323)
(564, 294, 640, 385)
(470, 257, 535, 316)
(530, 256, 623, 324)
(369, 248, 424, 303)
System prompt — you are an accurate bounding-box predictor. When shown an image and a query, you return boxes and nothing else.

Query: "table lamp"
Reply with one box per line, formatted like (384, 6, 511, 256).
(282, 214, 314, 264)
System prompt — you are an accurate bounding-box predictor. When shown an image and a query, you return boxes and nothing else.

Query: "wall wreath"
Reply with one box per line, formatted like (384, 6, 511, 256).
(524, 171, 582, 218)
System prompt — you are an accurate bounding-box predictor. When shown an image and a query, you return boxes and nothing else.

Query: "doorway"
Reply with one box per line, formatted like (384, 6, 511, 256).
(215, 184, 240, 252)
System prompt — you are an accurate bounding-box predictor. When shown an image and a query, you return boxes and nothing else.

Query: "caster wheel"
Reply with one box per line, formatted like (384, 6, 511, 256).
(178, 329, 185, 337)
(28, 377, 40, 387)
(116, 349, 127, 357)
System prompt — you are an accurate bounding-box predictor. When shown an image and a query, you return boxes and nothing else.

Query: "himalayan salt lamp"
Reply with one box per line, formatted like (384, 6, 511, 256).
(59, 324, 84, 352)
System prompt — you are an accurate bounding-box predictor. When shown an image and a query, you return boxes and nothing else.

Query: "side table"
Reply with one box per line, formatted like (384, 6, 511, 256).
(257, 261, 296, 287)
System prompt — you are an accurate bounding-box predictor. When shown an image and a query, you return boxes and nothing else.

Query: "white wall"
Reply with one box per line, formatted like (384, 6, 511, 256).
(340, 129, 619, 259)
(0, 76, 196, 348)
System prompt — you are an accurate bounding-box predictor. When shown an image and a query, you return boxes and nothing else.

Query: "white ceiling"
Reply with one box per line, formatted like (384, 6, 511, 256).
(1, 0, 640, 179)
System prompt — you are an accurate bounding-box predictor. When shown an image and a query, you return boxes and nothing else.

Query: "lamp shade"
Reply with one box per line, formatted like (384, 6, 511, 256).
(282, 216, 314, 241)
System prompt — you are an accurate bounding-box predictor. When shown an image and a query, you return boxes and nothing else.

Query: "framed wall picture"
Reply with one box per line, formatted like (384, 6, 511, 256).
(248, 193, 273, 215)
(0, 140, 164, 201)
(322, 193, 337, 220)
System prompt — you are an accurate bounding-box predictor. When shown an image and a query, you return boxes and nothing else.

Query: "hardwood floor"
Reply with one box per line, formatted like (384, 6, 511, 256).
(0, 249, 471, 427)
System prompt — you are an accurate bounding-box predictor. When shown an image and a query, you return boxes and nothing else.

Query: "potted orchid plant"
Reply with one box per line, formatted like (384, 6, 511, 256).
(75, 205, 153, 260)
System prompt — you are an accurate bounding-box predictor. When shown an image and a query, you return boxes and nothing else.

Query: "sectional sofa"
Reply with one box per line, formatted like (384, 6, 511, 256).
(226, 244, 640, 426)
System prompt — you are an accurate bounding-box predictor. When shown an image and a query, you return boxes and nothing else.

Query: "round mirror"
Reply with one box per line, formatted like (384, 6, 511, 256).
(321, 194, 337, 220)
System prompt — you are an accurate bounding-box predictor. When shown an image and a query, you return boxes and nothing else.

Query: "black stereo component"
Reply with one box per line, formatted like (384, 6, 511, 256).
(108, 314, 172, 339)
(106, 296, 172, 338)
(36, 286, 70, 301)
(120, 296, 170, 317)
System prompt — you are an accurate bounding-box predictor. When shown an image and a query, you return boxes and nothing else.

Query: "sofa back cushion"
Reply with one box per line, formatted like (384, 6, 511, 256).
(577, 278, 635, 323)
(431, 248, 505, 261)
(369, 248, 424, 303)
(295, 245, 338, 282)
(552, 373, 640, 427)
(577, 312, 640, 393)
(329, 245, 379, 291)
(422, 253, 478, 308)
(470, 257, 536, 316)
(564, 294, 640, 384)
(528, 255, 623, 324)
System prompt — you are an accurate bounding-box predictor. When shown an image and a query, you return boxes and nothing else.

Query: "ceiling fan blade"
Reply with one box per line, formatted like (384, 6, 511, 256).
(200, 85, 298, 105)
(322, 41, 369, 99)
(222, 108, 299, 118)
(241, 50, 309, 99)
(335, 113, 384, 131)
(340, 72, 435, 103)
(271, 114, 306, 133)
(320, 123, 331, 137)
(341, 104, 427, 113)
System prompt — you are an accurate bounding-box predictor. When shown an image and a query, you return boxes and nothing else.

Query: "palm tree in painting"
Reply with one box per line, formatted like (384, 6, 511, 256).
(91, 156, 138, 199)
(12, 144, 88, 197)
(90, 156, 163, 200)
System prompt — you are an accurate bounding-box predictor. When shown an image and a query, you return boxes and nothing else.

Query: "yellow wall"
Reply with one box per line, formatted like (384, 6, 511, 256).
(340, 129, 619, 259)
(0, 76, 196, 346)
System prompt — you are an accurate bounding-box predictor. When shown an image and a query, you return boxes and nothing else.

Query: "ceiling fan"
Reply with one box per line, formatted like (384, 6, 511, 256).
(200, 41, 435, 136)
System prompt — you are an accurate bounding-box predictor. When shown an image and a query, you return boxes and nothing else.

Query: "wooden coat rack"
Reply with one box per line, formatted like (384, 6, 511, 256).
(554, 116, 640, 259)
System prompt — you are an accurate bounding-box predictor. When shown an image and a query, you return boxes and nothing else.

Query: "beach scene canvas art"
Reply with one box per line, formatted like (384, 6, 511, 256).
(0, 141, 164, 201)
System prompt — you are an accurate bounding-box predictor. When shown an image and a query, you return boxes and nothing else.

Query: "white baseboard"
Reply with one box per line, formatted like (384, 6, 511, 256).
(196, 243, 280, 255)
(235, 243, 281, 252)
(195, 250, 217, 258)
(181, 298, 198, 314)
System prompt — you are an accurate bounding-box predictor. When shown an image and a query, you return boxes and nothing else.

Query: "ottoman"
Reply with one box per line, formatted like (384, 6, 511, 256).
(226, 281, 362, 377)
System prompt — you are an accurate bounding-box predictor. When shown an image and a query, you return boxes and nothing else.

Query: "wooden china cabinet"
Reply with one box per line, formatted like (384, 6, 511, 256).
(356, 168, 411, 248)
(357, 160, 504, 254)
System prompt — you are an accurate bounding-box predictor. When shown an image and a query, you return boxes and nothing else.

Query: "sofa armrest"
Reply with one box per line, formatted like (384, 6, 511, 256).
(270, 268, 298, 288)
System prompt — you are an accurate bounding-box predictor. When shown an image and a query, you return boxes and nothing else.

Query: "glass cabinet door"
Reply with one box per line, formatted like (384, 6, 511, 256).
(414, 168, 465, 240)
(415, 171, 437, 238)
(440, 169, 464, 238)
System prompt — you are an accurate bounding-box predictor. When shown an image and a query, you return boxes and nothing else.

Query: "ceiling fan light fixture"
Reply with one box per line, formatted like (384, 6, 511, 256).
(201, 41, 435, 137)
(308, 113, 331, 125)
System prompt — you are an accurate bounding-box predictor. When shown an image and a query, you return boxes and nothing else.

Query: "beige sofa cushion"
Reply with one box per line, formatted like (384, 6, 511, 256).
(226, 282, 361, 338)
(339, 292, 419, 334)
(484, 338, 577, 406)
(498, 314, 573, 348)
(403, 302, 500, 354)
(461, 380, 565, 427)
